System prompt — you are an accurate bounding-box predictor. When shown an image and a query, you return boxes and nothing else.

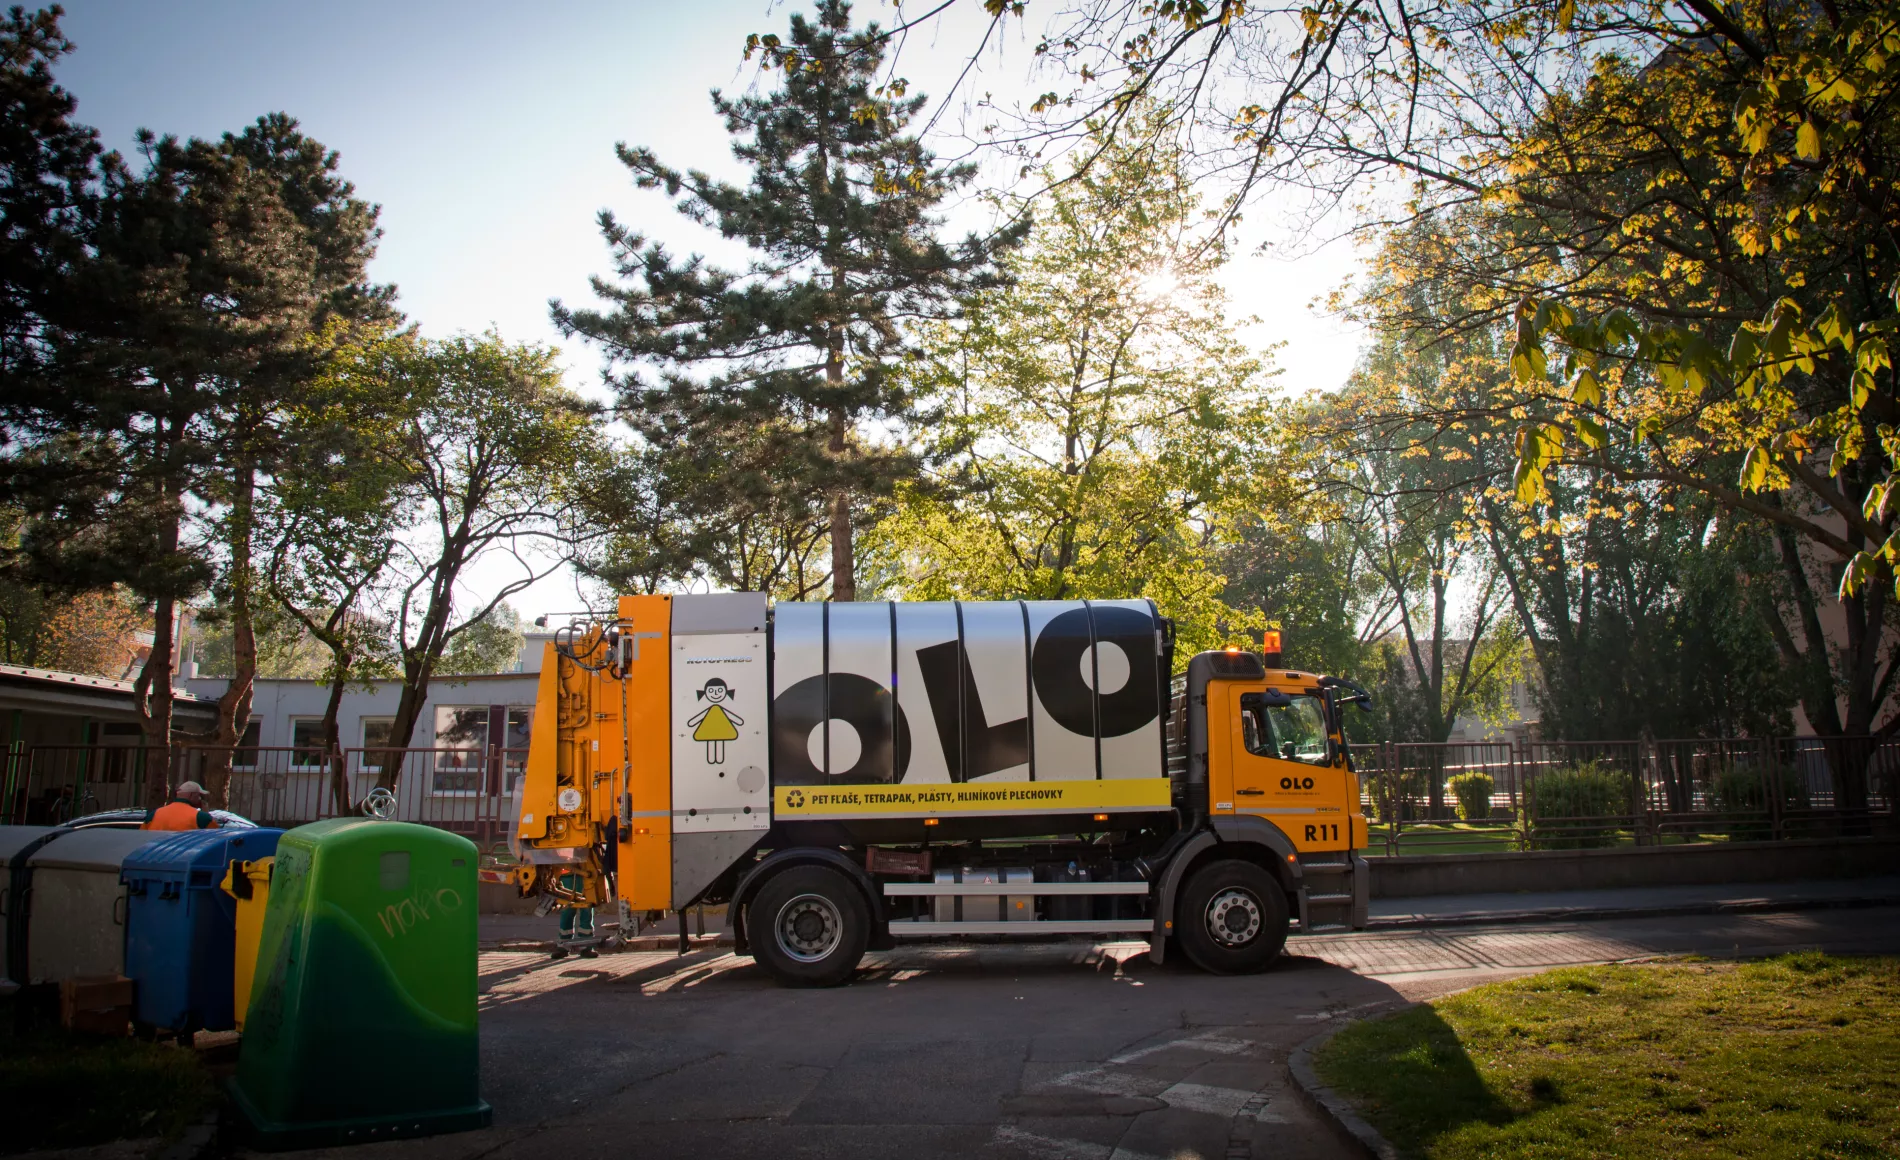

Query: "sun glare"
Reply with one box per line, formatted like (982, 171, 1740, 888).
(1137, 266, 1182, 303)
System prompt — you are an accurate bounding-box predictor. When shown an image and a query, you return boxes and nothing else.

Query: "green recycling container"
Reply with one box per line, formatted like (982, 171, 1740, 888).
(230, 819, 491, 1149)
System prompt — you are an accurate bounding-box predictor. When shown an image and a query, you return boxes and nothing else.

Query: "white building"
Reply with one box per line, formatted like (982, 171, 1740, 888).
(178, 633, 556, 835)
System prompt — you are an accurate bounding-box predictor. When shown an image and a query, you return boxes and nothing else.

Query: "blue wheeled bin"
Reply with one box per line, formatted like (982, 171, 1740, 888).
(122, 828, 283, 1034)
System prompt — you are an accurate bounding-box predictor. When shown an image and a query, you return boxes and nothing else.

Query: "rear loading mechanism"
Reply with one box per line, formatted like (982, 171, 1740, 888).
(513, 593, 1371, 987)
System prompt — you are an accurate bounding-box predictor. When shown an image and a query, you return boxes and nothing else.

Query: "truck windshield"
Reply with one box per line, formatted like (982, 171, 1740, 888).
(1242, 695, 1332, 765)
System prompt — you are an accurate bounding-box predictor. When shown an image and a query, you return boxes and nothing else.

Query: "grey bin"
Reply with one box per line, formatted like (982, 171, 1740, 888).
(25, 828, 169, 983)
(0, 825, 56, 988)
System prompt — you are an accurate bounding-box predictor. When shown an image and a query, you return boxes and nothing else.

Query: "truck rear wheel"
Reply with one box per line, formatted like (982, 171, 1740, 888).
(750, 865, 870, 988)
(1176, 859, 1288, 975)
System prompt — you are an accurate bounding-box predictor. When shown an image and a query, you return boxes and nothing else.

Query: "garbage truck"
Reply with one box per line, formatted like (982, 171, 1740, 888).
(511, 593, 1372, 986)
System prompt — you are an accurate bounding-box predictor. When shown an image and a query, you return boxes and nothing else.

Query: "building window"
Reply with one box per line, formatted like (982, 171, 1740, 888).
(232, 719, 262, 770)
(290, 718, 328, 770)
(433, 706, 488, 795)
(96, 722, 144, 784)
(358, 717, 394, 774)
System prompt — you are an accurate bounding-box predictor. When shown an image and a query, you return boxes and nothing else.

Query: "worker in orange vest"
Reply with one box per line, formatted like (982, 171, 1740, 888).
(141, 781, 220, 830)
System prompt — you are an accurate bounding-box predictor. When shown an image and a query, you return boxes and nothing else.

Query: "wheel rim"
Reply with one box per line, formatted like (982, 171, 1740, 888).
(1204, 887, 1262, 948)
(774, 892, 843, 963)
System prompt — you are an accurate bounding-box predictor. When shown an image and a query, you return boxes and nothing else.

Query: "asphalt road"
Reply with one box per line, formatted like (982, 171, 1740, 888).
(265, 905, 1900, 1160)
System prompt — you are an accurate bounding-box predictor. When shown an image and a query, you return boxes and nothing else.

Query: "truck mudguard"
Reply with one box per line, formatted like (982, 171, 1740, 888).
(1146, 818, 1303, 965)
(728, 846, 889, 954)
(1209, 814, 1305, 867)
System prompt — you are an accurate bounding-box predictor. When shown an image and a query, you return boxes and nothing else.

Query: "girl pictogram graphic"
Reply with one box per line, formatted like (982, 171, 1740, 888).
(687, 678, 744, 764)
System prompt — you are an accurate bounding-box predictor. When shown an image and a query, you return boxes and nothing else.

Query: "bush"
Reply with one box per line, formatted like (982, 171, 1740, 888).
(1367, 769, 1428, 822)
(1446, 770, 1495, 821)
(1527, 760, 1633, 849)
(1708, 762, 1807, 838)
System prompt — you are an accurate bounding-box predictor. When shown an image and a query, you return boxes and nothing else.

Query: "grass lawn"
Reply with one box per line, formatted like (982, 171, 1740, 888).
(0, 1026, 218, 1154)
(1364, 821, 1522, 856)
(1314, 954, 1899, 1158)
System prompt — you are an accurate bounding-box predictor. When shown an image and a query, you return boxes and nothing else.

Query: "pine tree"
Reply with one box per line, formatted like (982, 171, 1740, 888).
(554, 0, 1021, 600)
(4, 100, 389, 805)
(0, 6, 100, 396)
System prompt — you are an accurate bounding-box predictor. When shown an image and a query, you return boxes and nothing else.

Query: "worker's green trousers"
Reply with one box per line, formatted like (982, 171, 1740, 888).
(557, 872, 594, 940)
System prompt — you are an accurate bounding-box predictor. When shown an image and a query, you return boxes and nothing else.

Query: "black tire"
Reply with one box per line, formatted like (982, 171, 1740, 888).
(749, 865, 870, 988)
(1175, 858, 1289, 975)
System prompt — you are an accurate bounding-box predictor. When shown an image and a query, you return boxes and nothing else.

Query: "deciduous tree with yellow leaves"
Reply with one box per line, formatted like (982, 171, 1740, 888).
(867, 120, 1284, 658)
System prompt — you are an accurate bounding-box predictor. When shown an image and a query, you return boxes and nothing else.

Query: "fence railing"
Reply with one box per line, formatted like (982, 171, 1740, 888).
(1351, 735, 1899, 855)
(7, 733, 1893, 857)
(1, 742, 529, 849)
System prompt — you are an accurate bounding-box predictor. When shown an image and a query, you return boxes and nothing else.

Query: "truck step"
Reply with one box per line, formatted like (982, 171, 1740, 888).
(1299, 922, 1352, 934)
(1299, 861, 1353, 874)
(1304, 892, 1354, 904)
(887, 919, 1153, 937)
(883, 882, 1149, 897)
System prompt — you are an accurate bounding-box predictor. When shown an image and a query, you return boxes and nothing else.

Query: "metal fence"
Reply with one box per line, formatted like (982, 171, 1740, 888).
(8, 733, 1893, 859)
(0, 742, 529, 849)
(1352, 736, 1899, 855)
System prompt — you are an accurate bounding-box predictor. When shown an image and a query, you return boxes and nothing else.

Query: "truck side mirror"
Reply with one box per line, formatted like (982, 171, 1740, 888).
(1318, 675, 1374, 711)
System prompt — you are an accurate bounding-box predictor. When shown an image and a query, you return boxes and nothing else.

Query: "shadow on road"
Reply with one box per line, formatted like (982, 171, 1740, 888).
(434, 937, 1413, 1160)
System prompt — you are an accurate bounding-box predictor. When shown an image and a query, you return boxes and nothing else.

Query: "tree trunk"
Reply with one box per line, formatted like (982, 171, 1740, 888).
(1830, 698, 1876, 838)
(380, 538, 474, 792)
(381, 646, 440, 791)
(828, 388, 853, 601)
(1767, 521, 1878, 835)
(135, 593, 177, 810)
(1426, 565, 1450, 818)
(205, 463, 259, 809)
(1666, 743, 1693, 816)
(830, 490, 854, 603)
(320, 659, 352, 815)
(135, 484, 185, 811)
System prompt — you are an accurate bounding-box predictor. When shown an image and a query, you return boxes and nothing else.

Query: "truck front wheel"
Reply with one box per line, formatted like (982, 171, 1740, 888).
(749, 865, 870, 988)
(1176, 859, 1289, 975)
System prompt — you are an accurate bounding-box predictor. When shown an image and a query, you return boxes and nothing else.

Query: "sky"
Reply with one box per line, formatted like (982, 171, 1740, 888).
(53, 0, 1366, 623)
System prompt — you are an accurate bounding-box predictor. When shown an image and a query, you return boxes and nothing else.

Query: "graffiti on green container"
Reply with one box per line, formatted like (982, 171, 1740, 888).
(376, 885, 465, 939)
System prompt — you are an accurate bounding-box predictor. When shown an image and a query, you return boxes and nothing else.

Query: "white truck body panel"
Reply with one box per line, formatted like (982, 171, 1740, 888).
(768, 598, 1167, 791)
(671, 630, 770, 835)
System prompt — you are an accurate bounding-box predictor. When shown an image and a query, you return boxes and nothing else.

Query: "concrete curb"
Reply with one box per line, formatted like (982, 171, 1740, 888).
(1287, 1018, 1406, 1160)
(1365, 891, 1900, 930)
(483, 933, 731, 953)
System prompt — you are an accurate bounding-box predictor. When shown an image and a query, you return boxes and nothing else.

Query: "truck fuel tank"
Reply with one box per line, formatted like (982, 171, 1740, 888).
(930, 866, 1036, 923)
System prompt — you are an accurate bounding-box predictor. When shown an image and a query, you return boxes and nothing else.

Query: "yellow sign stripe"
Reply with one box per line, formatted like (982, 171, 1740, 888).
(773, 778, 1172, 819)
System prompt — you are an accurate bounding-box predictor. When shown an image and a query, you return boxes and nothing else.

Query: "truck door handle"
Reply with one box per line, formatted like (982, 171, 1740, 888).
(1235, 788, 1265, 796)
